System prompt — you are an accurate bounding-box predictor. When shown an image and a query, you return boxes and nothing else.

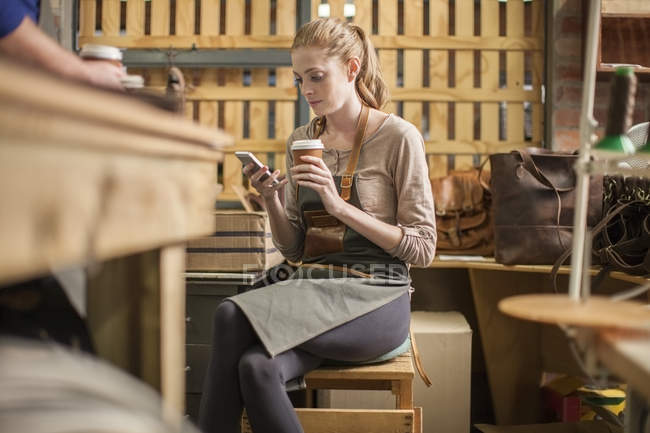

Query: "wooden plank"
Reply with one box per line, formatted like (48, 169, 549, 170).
(0, 132, 220, 286)
(185, 100, 194, 122)
(395, 379, 413, 409)
(221, 1, 245, 199)
(243, 409, 415, 433)
(306, 353, 414, 381)
(428, 154, 448, 180)
(354, 0, 373, 33)
(87, 251, 162, 391)
(250, 0, 271, 181)
(378, 0, 398, 113)
(480, 0, 499, 165)
(200, 0, 220, 36)
(506, 1, 525, 145)
(531, 0, 544, 145)
(78, 34, 541, 50)
(250, 69, 270, 178)
(403, 0, 423, 130)
(428, 0, 449, 157)
(468, 268, 544, 424)
(274, 0, 296, 175)
(423, 140, 531, 155)
(370, 87, 538, 104)
(329, 0, 345, 19)
(198, 70, 219, 129)
(0, 60, 229, 151)
(175, 0, 195, 36)
(454, 0, 474, 171)
(311, 0, 320, 20)
(150, 0, 170, 36)
(275, 0, 296, 176)
(159, 86, 297, 101)
(101, 0, 120, 36)
(79, 0, 96, 38)
(371, 35, 542, 50)
(160, 245, 186, 412)
(602, 0, 650, 16)
(126, 0, 145, 36)
(295, 409, 414, 433)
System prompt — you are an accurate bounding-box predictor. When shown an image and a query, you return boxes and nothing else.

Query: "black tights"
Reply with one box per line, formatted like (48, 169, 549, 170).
(198, 293, 410, 433)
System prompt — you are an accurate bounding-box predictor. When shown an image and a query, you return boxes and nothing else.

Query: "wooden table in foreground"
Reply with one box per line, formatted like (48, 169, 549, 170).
(421, 257, 649, 425)
(0, 58, 231, 411)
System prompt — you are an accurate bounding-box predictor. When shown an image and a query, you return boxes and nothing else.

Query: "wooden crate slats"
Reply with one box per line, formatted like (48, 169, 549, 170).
(311, 0, 321, 20)
(531, 0, 544, 144)
(126, 0, 145, 36)
(78, 0, 544, 200)
(200, 0, 220, 36)
(250, 0, 272, 182)
(378, 0, 398, 115)
(453, 0, 475, 171)
(479, 0, 499, 170)
(428, 0, 450, 177)
(79, 0, 95, 38)
(175, 0, 195, 36)
(198, 70, 219, 130)
(101, 0, 120, 36)
(403, 0, 424, 131)
(150, 0, 170, 36)
(353, 0, 373, 33)
(506, 0, 525, 145)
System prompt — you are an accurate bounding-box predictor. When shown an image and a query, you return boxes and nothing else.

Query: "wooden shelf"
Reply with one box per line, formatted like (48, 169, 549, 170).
(597, 1, 650, 74)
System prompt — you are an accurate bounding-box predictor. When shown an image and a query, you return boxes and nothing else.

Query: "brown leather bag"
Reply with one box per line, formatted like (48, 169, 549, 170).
(490, 149, 603, 265)
(302, 105, 370, 259)
(430, 167, 494, 256)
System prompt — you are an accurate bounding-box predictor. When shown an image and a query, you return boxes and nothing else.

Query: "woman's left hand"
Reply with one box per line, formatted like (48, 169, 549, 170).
(290, 155, 347, 216)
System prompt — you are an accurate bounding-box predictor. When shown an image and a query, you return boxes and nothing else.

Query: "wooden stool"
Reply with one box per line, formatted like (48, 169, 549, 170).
(243, 350, 422, 433)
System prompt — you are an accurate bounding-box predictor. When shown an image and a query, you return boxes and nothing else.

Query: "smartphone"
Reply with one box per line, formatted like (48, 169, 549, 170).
(235, 151, 278, 186)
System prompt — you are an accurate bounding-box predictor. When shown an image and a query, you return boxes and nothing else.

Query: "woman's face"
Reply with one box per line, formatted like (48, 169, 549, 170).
(291, 47, 357, 117)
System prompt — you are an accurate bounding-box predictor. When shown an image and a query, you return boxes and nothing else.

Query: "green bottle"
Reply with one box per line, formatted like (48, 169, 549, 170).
(593, 67, 637, 157)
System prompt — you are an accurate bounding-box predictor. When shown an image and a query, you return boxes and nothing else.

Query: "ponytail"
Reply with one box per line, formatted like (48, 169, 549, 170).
(292, 18, 390, 110)
(350, 25, 389, 109)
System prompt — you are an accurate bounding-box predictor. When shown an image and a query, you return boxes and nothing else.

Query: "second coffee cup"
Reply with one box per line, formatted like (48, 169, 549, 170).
(292, 139, 324, 165)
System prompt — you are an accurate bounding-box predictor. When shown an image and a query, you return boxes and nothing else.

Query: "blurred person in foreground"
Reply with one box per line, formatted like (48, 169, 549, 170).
(0, 0, 124, 89)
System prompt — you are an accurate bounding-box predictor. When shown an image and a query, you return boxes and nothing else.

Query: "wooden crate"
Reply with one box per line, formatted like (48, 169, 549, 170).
(78, 0, 544, 200)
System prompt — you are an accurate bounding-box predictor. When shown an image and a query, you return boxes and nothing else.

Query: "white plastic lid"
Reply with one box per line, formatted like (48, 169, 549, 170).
(291, 139, 324, 150)
(121, 74, 144, 89)
(80, 44, 123, 61)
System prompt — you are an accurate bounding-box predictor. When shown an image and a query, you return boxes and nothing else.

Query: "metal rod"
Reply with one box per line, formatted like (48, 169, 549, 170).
(568, 0, 601, 301)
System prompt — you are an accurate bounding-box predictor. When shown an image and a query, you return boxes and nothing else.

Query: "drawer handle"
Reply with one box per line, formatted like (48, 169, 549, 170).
(185, 366, 191, 372)
(185, 316, 192, 323)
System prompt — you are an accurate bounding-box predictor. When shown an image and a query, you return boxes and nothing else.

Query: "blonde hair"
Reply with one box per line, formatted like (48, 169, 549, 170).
(292, 18, 389, 110)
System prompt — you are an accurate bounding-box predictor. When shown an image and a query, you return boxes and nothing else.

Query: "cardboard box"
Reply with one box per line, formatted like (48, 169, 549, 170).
(186, 211, 284, 272)
(318, 311, 472, 433)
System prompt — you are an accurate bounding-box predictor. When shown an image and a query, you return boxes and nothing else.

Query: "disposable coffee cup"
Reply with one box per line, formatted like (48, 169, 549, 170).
(80, 44, 123, 67)
(292, 139, 324, 165)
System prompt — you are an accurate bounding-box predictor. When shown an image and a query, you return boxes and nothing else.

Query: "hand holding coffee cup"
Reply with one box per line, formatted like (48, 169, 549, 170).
(79, 44, 126, 89)
(291, 139, 324, 165)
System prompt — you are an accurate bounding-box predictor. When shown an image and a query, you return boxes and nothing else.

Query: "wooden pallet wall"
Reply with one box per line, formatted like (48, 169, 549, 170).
(79, 0, 544, 201)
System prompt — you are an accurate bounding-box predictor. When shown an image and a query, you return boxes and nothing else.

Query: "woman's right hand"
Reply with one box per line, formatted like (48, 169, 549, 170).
(243, 163, 287, 200)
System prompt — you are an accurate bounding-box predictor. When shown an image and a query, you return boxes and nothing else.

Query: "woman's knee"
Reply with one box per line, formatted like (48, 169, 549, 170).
(212, 300, 239, 331)
(238, 348, 278, 390)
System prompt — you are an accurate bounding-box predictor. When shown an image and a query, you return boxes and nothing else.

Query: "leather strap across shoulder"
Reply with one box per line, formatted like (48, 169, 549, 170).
(315, 105, 370, 202)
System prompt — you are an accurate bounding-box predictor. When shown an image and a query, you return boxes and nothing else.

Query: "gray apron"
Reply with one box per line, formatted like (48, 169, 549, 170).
(229, 175, 411, 358)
